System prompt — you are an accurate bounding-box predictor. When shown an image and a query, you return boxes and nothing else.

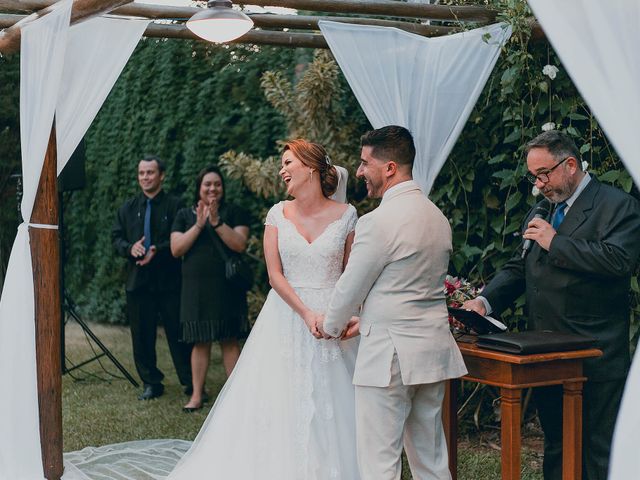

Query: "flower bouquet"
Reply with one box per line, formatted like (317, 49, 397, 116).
(444, 275, 480, 328)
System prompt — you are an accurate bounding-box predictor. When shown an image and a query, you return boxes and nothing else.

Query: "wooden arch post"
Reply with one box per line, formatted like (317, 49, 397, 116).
(0, 2, 134, 479)
(30, 126, 63, 479)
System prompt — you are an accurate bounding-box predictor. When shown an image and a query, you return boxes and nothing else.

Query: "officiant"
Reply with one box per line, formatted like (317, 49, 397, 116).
(463, 130, 640, 480)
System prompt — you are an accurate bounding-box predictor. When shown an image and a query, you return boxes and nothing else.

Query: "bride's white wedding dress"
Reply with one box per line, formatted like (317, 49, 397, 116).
(167, 201, 360, 480)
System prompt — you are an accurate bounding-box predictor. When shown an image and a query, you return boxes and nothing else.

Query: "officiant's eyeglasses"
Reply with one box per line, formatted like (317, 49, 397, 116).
(524, 156, 569, 184)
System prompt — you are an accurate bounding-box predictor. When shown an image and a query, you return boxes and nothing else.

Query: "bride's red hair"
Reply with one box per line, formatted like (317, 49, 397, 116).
(283, 139, 338, 198)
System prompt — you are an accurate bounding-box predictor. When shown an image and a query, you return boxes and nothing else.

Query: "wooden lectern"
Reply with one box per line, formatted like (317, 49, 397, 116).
(443, 341, 602, 480)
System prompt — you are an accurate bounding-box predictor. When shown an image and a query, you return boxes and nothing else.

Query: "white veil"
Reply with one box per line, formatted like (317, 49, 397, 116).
(329, 165, 349, 203)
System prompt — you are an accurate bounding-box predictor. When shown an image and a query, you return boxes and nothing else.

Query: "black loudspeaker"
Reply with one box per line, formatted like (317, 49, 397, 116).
(58, 140, 86, 192)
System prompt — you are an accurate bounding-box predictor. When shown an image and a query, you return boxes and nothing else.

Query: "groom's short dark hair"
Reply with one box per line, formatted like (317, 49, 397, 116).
(360, 126, 415, 169)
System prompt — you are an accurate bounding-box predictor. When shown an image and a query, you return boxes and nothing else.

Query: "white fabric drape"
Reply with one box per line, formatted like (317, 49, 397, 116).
(525, 3, 640, 478)
(527, 1, 640, 190)
(0, 2, 72, 479)
(56, 17, 150, 173)
(319, 21, 511, 194)
(0, 9, 146, 480)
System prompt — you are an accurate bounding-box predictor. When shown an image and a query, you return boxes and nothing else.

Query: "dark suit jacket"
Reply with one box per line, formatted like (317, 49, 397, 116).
(112, 190, 183, 293)
(482, 178, 640, 381)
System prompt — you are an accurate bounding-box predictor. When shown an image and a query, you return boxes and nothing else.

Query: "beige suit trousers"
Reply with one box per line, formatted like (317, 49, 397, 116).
(354, 353, 451, 480)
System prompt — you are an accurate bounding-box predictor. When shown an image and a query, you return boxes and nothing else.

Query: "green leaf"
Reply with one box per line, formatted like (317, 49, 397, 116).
(488, 153, 507, 165)
(492, 169, 514, 180)
(483, 242, 496, 255)
(579, 143, 591, 154)
(568, 113, 589, 121)
(566, 126, 580, 137)
(484, 193, 501, 210)
(620, 171, 633, 193)
(461, 245, 484, 258)
(504, 129, 521, 144)
(452, 253, 465, 273)
(598, 170, 620, 184)
(538, 81, 548, 93)
(505, 191, 522, 213)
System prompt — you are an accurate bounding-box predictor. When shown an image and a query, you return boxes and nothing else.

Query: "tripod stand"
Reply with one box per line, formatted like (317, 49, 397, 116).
(59, 188, 138, 387)
(61, 292, 139, 387)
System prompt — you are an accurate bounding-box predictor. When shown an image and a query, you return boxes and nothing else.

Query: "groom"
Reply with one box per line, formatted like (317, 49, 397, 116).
(319, 126, 467, 479)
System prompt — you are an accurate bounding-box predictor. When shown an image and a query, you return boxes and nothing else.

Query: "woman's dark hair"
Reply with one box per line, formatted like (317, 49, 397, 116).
(194, 165, 225, 207)
(283, 139, 338, 198)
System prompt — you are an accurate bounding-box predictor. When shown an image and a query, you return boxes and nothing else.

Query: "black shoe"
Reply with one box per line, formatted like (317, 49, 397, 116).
(138, 383, 164, 400)
(182, 402, 203, 413)
(184, 386, 209, 403)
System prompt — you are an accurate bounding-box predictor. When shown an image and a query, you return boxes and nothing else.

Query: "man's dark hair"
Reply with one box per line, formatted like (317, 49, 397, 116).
(525, 131, 582, 170)
(360, 125, 415, 169)
(141, 154, 166, 173)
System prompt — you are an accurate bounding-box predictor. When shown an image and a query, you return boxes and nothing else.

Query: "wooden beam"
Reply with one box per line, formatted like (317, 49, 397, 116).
(0, 0, 495, 22)
(243, 0, 497, 22)
(0, 13, 330, 47)
(112, 3, 458, 37)
(30, 126, 62, 480)
(0, 0, 133, 55)
(0, 2, 457, 37)
(0, 12, 546, 48)
(146, 22, 329, 49)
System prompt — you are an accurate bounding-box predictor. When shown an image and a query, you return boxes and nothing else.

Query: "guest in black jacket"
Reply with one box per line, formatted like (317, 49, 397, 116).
(464, 130, 640, 480)
(112, 155, 192, 400)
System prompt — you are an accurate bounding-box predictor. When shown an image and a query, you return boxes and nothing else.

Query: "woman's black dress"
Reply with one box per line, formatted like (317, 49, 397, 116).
(172, 203, 251, 343)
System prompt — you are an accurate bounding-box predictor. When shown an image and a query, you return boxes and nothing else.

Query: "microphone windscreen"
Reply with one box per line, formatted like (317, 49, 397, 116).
(534, 198, 551, 218)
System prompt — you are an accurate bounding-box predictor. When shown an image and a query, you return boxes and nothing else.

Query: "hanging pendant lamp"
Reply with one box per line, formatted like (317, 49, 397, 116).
(186, 0, 253, 43)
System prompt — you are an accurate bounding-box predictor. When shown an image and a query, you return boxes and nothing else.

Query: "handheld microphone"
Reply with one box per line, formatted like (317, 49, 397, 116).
(521, 199, 551, 259)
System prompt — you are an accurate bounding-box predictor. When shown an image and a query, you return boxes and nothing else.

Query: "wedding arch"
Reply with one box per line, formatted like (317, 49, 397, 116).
(7, 1, 636, 480)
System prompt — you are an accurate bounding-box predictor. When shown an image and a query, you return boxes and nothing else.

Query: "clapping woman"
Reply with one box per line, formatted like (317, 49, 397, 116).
(171, 165, 251, 412)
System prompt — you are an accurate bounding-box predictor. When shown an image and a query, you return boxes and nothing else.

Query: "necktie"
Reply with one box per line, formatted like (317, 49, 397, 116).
(143, 198, 152, 251)
(552, 201, 567, 230)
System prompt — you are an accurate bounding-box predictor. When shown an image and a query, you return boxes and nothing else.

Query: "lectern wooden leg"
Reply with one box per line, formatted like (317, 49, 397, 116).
(443, 379, 459, 480)
(500, 387, 522, 480)
(562, 381, 583, 480)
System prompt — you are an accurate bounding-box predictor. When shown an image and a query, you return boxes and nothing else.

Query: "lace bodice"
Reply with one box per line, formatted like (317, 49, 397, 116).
(265, 201, 358, 289)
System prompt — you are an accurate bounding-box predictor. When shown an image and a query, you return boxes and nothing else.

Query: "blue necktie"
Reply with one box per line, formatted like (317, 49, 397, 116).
(143, 198, 152, 251)
(552, 201, 567, 230)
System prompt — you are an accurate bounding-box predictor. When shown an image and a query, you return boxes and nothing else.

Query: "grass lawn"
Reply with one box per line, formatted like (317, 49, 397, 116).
(63, 321, 542, 479)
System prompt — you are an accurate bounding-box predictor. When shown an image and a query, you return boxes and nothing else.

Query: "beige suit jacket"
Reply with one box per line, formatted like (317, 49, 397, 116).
(324, 180, 467, 387)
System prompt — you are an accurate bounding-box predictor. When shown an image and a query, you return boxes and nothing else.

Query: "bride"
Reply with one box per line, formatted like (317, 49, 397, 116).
(166, 139, 360, 480)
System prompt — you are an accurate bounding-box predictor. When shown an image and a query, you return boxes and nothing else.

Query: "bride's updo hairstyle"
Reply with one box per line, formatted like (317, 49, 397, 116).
(283, 139, 339, 198)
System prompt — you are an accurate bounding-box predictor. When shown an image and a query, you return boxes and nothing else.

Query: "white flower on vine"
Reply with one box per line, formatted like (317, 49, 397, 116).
(542, 64, 559, 80)
(532, 185, 541, 196)
(542, 122, 556, 132)
(582, 160, 589, 171)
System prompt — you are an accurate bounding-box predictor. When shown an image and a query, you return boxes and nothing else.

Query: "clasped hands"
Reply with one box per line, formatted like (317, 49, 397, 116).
(195, 199, 220, 229)
(303, 311, 359, 340)
(131, 236, 156, 266)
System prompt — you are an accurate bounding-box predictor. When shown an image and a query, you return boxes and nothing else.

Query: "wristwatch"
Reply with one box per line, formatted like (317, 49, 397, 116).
(211, 218, 224, 229)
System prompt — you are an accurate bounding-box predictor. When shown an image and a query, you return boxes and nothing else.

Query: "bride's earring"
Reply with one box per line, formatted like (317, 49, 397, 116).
(308, 169, 313, 183)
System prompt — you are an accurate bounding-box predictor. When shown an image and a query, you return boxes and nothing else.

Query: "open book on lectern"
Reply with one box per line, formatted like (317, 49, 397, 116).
(447, 307, 507, 335)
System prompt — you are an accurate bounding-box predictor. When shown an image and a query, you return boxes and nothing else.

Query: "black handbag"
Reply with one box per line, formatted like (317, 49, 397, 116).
(207, 223, 254, 292)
